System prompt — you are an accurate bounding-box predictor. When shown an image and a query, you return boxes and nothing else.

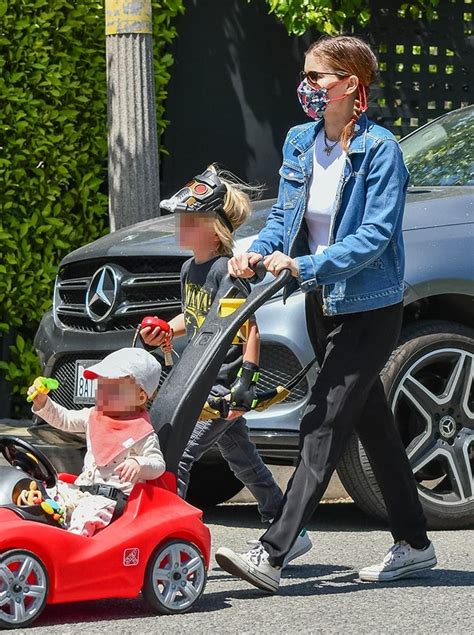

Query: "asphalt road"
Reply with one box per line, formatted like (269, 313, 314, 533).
(13, 501, 473, 635)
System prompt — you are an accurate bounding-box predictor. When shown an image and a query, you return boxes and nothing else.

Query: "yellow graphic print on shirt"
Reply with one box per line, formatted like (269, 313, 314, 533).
(184, 281, 212, 339)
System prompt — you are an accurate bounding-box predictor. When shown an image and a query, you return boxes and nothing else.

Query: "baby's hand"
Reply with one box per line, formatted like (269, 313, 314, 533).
(114, 458, 140, 484)
(27, 385, 48, 410)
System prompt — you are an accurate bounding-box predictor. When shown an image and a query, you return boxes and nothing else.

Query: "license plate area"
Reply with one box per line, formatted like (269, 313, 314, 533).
(74, 360, 97, 405)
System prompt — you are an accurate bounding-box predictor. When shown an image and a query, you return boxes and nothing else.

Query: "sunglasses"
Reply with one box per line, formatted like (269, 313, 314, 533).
(299, 70, 349, 86)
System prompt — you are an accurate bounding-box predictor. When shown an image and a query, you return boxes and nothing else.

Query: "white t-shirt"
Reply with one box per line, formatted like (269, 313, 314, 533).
(305, 128, 346, 254)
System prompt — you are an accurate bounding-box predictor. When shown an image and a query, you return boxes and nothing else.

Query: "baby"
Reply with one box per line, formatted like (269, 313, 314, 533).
(28, 348, 166, 537)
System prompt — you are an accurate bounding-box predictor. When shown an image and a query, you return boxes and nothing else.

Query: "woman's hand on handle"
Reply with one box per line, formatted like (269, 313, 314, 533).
(263, 251, 300, 277)
(228, 252, 263, 278)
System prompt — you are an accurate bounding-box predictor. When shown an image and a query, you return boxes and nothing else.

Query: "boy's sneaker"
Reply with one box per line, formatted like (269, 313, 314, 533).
(283, 528, 312, 567)
(215, 543, 281, 593)
(359, 541, 437, 582)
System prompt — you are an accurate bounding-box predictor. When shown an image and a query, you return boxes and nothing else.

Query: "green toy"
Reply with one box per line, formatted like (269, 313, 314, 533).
(27, 377, 60, 402)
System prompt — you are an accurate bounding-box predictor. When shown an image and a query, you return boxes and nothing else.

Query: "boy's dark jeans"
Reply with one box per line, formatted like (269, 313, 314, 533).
(262, 290, 429, 567)
(178, 416, 283, 522)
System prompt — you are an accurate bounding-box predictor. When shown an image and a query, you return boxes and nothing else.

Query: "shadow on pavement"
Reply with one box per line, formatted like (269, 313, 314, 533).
(203, 501, 388, 533)
(197, 566, 474, 611)
(32, 598, 152, 628)
(208, 562, 351, 583)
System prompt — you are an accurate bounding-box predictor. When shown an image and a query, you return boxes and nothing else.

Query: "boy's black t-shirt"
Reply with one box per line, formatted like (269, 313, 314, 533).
(180, 255, 251, 393)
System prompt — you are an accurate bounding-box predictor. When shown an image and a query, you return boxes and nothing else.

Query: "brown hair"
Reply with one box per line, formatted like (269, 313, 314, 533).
(306, 35, 378, 151)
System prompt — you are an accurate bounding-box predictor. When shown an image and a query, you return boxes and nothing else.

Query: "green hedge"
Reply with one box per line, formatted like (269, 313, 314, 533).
(262, 0, 440, 35)
(0, 0, 184, 403)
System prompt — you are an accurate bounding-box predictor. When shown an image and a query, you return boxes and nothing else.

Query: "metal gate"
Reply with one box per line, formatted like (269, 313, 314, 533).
(353, 0, 473, 137)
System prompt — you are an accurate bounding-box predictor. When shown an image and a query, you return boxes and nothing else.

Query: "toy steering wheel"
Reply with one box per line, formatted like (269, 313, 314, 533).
(0, 436, 57, 488)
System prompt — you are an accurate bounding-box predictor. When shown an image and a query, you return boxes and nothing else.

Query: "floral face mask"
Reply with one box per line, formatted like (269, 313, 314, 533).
(297, 76, 350, 120)
(297, 77, 367, 121)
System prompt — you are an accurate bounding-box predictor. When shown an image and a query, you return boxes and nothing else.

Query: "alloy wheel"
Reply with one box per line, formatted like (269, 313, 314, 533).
(392, 347, 474, 507)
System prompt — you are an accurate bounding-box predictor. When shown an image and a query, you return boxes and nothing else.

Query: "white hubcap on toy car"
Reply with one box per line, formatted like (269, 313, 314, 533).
(147, 540, 206, 613)
(0, 550, 48, 627)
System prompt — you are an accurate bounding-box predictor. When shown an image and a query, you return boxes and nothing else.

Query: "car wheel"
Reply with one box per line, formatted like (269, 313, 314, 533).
(337, 320, 474, 530)
(187, 451, 244, 507)
(142, 539, 206, 614)
(0, 549, 49, 629)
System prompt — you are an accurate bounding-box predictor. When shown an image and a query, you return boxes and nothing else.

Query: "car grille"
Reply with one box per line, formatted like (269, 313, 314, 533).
(54, 256, 187, 332)
(48, 343, 308, 411)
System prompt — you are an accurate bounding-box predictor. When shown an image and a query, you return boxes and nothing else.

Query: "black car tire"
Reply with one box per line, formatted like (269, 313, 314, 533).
(186, 451, 244, 507)
(337, 320, 474, 530)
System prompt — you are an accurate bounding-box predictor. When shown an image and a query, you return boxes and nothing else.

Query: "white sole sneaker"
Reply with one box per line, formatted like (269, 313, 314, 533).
(359, 542, 437, 582)
(283, 530, 312, 567)
(215, 547, 280, 593)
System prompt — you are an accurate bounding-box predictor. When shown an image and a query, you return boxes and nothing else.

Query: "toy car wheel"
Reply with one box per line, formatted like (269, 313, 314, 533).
(0, 550, 48, 629)
(142, 539, 206, 614)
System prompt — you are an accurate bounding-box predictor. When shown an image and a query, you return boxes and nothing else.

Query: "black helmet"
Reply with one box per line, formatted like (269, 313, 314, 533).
(160, 168, 233, 232)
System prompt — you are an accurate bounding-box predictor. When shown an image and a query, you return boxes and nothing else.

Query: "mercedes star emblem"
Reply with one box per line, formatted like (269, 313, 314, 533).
(439, 415, 457, 439)
(86, 266, 119, 322)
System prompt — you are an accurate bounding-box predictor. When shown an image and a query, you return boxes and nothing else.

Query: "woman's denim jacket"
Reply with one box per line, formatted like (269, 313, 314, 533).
(249, 114, 409, 315)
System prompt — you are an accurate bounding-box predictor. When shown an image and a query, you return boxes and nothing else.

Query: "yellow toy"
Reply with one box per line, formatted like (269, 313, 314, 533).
(27, 376, 59, 402)
(15, 480, 66, 526)
(16, 480, 43, 506)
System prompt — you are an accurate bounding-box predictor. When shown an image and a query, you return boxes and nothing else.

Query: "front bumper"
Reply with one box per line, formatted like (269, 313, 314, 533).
(250, 430, 300, 464)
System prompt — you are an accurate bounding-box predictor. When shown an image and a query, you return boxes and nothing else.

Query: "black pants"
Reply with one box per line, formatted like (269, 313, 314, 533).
(261, 291, 429, 567)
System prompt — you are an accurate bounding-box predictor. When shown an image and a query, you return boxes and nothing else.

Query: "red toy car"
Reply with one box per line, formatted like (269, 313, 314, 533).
(0, 436, 210, 629)
(0, 267, 288, 629)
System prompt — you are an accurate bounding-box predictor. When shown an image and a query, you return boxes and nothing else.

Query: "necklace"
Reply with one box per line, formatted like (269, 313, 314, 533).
(323, 129, 339, 156)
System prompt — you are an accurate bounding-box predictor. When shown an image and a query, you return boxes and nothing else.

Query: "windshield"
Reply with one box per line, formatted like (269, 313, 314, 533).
(400, 106, 474, 186)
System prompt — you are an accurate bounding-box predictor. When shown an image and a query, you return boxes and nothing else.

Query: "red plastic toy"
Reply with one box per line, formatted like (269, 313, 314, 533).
(0, 437, 210, 629)
(140, 316, 174, 366)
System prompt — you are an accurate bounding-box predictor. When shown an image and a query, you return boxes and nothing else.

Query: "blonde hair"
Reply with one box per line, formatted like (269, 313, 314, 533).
(306, 35, 379, 151)
(208, 165, 263, 256)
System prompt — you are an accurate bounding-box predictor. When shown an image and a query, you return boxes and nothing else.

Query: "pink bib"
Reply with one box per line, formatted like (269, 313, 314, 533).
(88, 409, 154, 467)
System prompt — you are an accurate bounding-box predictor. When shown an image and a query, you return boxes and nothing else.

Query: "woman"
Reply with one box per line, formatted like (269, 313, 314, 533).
(215, 35, 436, 593)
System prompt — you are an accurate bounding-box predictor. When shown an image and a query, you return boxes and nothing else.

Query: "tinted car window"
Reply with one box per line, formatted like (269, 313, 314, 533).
(400, 106, 474, 186)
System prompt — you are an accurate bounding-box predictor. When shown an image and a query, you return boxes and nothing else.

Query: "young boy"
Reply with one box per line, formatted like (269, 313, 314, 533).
(28, 348, 166, 537)
(141, 166, 311, 565)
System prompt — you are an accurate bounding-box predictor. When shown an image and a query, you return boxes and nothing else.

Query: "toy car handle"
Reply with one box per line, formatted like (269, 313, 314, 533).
(150, 265, 292, 474)
(0, 435, 57, 489)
